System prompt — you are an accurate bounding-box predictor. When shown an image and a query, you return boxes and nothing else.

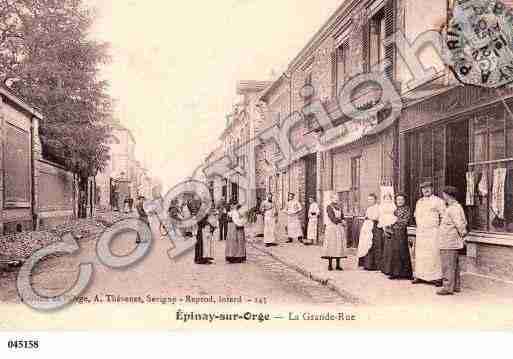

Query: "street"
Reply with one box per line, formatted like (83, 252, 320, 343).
(0, 229, 348, 306)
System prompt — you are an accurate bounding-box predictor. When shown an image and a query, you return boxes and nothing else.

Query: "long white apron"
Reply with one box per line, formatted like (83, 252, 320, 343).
(202, 226, 215, 259)
(414, 226, 442, 281)
(306, 218, 318, 243)
(263, 210, 277, 244)
(287, 214, 302, 238)
(322, 207, 346, 258)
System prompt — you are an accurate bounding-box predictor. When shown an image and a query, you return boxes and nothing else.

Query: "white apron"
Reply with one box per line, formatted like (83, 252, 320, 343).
(202, 226, 215, 259)
(306, 203, 320, 244)
(263, 210, 277, 244)
(414, 196, 445, 281)
(357, 219, 374, 258)
(287, 200, 303, 239)
(415, 226, 442, 281)
(306, 218, 318, 243)
(322, 207, 346, 258)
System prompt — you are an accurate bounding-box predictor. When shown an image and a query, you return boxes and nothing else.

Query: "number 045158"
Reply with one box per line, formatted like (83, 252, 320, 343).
(7, 339, 39, 350)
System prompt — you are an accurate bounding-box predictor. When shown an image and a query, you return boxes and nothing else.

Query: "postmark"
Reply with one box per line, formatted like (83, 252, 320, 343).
(445, 0, 513, 87)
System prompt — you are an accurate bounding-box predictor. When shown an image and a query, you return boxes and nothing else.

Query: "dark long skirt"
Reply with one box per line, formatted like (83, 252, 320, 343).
(381, 230, 393, 275)
(225, 224, 246, 263)
(194, 229, 207, 264)
(390, 226, 413, 279)
(362, 223, 383, 271)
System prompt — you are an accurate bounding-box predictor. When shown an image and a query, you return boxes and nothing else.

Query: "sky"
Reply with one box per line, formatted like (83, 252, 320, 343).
(89, 0, 343, 189)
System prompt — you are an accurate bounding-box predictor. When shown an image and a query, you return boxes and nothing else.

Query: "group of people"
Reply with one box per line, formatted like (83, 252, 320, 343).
(259, 191, 346, 271)
(138, 180, 468, 296)
(358, 181, 468, 296)
(260, 192, 321, 247)
(194, 198, 248, 265)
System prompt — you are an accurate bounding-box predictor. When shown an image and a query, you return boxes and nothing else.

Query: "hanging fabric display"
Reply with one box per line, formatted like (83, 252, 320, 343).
(478, 171, 488, 197)
(492, 167, 507, 220)
(466, 171, 475, 206)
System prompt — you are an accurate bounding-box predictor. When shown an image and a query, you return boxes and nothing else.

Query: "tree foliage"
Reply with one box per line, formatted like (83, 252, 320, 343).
(0, 0, 113, 178)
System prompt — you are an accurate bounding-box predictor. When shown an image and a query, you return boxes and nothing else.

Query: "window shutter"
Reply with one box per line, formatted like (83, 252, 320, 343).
(330, 51, 338, 98)
(342, 41, 350, 81)
(361, 21, 370, 73)
(384, 0, 396, 81)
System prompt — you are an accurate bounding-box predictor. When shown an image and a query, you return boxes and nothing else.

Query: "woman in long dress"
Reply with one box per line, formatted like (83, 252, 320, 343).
(360, 193, 383, 271)
(194, 209, 217, 265)
(321, 192, 346, 271)
(388, 194, 413, 279)
(380, 193, 397, 275)
(261, 194, 278, 247)
(305, 197, 320, 245)
(225, 204, 247, 263)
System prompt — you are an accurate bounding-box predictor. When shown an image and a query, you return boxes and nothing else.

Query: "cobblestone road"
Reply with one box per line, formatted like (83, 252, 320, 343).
(0, 229, 348, 306)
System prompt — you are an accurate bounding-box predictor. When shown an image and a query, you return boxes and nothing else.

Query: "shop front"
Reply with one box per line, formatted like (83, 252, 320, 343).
(319, 117, 397, 248)
(400, 85, 513, 282)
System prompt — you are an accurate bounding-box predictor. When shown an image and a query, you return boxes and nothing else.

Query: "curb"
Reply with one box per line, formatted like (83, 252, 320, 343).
(248, 241, 363, 305)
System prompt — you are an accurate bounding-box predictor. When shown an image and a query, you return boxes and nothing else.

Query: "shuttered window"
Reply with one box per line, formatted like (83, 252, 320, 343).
(383, 0, 396, 81)
(364, 0, 396, 80)
(330, 51, 338, 99)
(361, 21, 370, 73)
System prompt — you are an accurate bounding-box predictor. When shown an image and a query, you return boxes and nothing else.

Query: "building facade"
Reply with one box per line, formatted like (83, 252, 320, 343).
(0, 88, 81, 234)
(202, 0, 513, 284)
(97, 124, 139, 210)
(207, 81, 271, 210)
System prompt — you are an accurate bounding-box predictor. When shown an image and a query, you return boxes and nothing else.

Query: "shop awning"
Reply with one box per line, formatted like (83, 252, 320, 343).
(316, 123, 367, 153)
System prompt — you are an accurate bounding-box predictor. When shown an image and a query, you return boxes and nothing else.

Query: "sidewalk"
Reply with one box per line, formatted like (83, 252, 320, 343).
(246, 224, 513, 306)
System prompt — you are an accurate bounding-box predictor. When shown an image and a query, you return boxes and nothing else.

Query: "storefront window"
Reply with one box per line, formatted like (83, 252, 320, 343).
(470, 107, 513, 233)
(490, 116, 505, 160)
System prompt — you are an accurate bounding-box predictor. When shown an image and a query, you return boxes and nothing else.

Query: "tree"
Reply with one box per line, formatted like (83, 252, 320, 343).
(0, 0, 114, 218)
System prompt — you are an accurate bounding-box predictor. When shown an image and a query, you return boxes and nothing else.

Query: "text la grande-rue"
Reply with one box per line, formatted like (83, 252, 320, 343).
(289, 312, 356, 321)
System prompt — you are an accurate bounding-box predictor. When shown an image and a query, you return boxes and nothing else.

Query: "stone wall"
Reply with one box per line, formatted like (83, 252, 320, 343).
(36, 160, 75, 229)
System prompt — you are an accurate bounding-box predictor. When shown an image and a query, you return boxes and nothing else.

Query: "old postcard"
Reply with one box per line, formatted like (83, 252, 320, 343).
(2, 0, 513, 340)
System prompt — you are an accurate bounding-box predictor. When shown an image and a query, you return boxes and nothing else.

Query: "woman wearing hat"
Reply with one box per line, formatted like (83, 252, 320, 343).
(413, 181, 445, 287)
(437, 186, 468, 295)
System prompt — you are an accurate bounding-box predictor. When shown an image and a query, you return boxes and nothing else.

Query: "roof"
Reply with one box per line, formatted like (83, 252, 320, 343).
(0, 87, 44, 120)
(259, 74, 288, 102)
(288, 0, 356, 72)
(236, 81, 273, 95)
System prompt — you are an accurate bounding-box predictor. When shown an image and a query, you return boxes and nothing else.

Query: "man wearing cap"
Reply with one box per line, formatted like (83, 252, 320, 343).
(438, 186, 468, 295)
(413, 181, 445, 287)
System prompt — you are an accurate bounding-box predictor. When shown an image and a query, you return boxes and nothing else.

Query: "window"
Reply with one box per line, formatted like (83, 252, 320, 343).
(304, 72, 315, 129)
(370, 10, 386, 70)
(363, 1, 395, 79)
(4, 123, 30, 206)
(406, 105, 513, 233)
(469, 108, 513, 233)
(332, 40, 350, 97)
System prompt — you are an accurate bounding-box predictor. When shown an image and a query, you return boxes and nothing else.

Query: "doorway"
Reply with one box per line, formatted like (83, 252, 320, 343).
(304, 153, 317, 236)
(446, 120, 469, 205)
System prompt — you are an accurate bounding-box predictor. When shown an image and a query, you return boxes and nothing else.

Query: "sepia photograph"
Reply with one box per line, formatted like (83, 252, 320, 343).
(0, 0, 513, 353)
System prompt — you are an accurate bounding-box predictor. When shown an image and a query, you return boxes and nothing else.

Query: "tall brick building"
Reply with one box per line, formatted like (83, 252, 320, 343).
(203, 0, 513, 284)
